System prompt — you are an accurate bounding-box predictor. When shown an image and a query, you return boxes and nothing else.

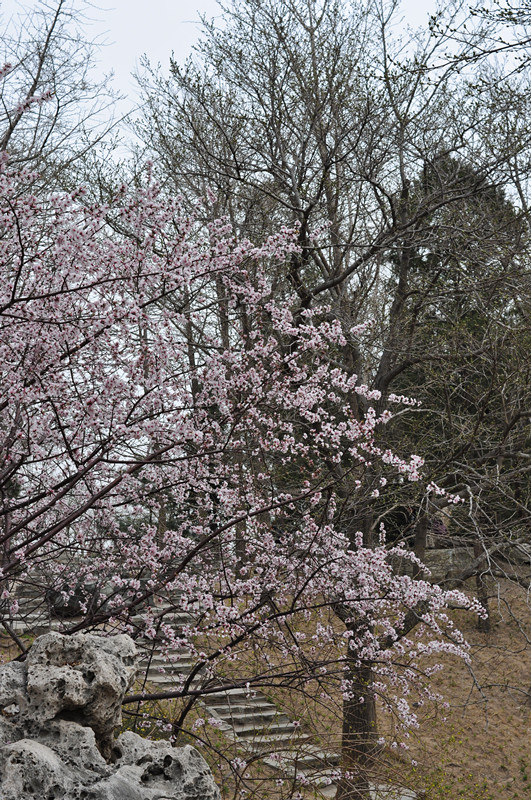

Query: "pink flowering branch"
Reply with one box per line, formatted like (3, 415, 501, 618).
(0, 156, 480, 753)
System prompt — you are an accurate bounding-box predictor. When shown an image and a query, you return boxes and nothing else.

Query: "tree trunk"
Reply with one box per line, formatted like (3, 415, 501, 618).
(334, 506, 378, 799)
(336, 660, 378, 800)
(413, 512, 428, 579)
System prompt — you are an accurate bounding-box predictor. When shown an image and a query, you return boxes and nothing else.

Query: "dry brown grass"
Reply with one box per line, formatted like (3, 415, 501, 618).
(388, 581, 531, 800)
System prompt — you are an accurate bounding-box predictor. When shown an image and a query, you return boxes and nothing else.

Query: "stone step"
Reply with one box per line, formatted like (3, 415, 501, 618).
(144, 665, 191, 676)
(140, 679, 204, 694)
(10, 614, 68, 635)
(203, 700, 279, 715)
(11, 589, 46, 601)
(202, 689, 272, 704)
(144, 665, 197, 677)
(130, 612, 194, 628)
(294, 767, 341, 787)
(205, 708, 288, 727)
(144, 655, 201, 672)
(245, 731, 312, 751)
(228, 719, 298, 738)
(143, 674, 187, 688)
(139, 650, 193, 664)
(270, 747, 342, 770)
(205, 687, 265, 700)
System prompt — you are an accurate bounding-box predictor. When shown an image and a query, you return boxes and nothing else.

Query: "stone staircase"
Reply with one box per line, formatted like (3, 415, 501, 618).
(129, 600, 343, 794)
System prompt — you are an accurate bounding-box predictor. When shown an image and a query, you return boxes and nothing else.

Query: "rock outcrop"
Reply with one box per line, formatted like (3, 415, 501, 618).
(0, 631, 220, 800)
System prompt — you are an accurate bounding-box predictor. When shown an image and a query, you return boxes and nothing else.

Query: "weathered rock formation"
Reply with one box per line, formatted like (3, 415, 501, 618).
(0, 631, 220, 800)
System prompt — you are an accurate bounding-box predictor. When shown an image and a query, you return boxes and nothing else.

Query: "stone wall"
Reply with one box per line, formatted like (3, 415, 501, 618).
(390, 547, 476, 584)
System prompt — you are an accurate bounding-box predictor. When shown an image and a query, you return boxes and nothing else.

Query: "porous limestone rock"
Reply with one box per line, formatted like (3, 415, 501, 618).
(25, 631, 137, 757)
(0, 632, 220, 800)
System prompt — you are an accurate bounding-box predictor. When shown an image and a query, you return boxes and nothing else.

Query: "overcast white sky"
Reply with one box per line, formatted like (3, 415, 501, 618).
(1, 0, 438, 111)
(1, 1, 222, 97)
(91, 0, 223, 96)
(89, 0, 436, 97)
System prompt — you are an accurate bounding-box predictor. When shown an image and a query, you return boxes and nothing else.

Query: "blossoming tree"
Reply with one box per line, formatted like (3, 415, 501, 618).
(0, 151, 480, 798)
